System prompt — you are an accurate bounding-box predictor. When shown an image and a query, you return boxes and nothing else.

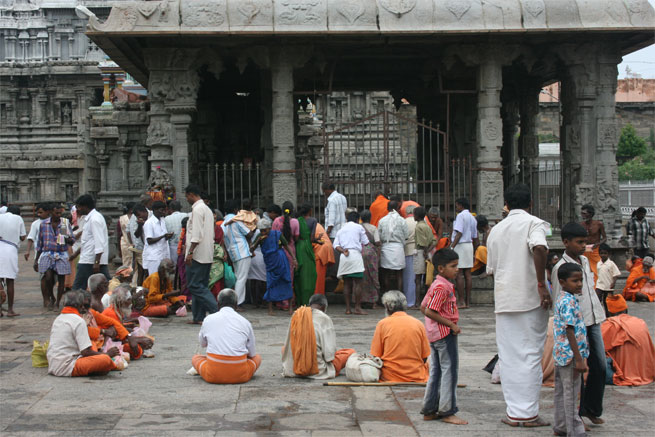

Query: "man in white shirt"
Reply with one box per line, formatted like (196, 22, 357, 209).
(127, 194, 154, 285)
(322, 182, 347, 239)
(72, 195, 110, 290)
(378, 201, 409, 293)
(142, 201, 173, 276)
(47, 290, 119, 377)
(185, 184, 219, 323)
(24, 202, 50, 262)
(191, 289, 261, 384)
(486, 184, 551, 428)
(402, 205, 418, 308)
(0, 206, 27, 317)
(164, 200, 187, 264)
(282, 294, 355, 379)
(451, 198, 479, 308)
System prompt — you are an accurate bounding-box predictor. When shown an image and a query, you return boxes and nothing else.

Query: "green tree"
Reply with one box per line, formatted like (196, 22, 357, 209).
(618, 148, 655, 181)
(617, 123, 647, 160)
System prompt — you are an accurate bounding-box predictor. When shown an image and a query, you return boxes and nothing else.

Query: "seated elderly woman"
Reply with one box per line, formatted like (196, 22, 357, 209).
(47, 290, 120, 377)
(141, 259, 186, 317)
(370, 290, 431, 382)
(623, 256, 655, 302)
(102, 285, 154, 359)
(192, 289, 261, 384)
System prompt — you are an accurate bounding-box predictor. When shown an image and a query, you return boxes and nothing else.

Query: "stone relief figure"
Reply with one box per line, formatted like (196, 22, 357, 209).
(597, 185, 618, 213)
(61, 102, 72, 125)
(148, 166, 176, 201)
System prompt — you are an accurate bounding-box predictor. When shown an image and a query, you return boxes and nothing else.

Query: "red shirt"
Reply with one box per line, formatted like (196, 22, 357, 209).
(422, 274, 459, 342)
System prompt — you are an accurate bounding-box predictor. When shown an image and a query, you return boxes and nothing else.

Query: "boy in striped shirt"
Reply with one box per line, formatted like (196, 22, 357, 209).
(420, 248, 467, 425)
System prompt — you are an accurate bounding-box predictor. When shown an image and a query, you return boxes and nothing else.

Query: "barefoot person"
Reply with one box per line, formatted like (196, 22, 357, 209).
(141, 259, 186, 317)
(420, 249, 467, 425)
(334, 210, 370, 315)
(450, 198, 479, 308)
(0, 206, 26, 317)
(249, 217, 295, 316)
(580, 204, 606, 282)
(486, 184, 551, 428)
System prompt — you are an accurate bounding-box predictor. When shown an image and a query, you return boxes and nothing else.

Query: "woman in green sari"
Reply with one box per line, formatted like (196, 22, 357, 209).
(295, 204, 318, 305)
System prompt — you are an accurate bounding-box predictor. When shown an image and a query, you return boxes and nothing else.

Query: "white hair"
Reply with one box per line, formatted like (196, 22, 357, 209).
(381, 290, 407, 315)
(257, 217, 272, 230)
(308, 294, 328, 311)
(87, 273, 107, 293)
(218, 288, 238, 308)
(109, 284, 132, 306)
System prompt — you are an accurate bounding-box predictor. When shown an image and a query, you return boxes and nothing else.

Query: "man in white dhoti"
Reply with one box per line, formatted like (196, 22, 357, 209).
(378, 201, 409, 293)
(142, 201, 173, 276)
(334, 209, 370, 315)
(450, 198, 479, 308)
(486, 184, 551, 428)
(0, 206, 27, 317)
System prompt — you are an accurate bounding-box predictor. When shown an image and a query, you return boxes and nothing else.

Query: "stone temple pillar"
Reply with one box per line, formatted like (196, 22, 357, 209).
(476, 59, 504, 221)
(560, 44, 621, 236)
(270, 50, 297, 206)
(518, 82, 542, 215)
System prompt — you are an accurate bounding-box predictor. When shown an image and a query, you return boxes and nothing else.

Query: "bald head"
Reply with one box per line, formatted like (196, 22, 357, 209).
(88, 274, 108, 297)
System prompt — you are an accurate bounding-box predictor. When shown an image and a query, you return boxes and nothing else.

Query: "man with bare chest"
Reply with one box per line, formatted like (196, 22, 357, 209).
(580, 204, 606, 282)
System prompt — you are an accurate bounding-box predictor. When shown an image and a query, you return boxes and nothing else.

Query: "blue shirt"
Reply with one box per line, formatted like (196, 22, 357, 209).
(553, 292, 589, 367)
(223, 219, 251, 262)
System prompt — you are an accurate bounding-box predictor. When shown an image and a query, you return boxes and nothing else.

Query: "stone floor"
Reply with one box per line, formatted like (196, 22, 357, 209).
(1, 249, 654, 436)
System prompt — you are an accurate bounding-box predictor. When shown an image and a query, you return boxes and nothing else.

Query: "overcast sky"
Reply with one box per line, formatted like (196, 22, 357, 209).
(618, 0, 655, 78)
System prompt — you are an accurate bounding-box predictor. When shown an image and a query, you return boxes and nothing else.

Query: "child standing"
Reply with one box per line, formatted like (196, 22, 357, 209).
(419, 248, 467, 425)
(553, 262, 589, 437)
(595, 243, 621, 316)
(551, 222, 606, 426)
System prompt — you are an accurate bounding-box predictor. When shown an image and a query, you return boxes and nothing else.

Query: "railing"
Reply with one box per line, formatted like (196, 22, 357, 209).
(203, 162, 263, 211)
(516, 157, 562, 228)
(619, 180, 655, 218)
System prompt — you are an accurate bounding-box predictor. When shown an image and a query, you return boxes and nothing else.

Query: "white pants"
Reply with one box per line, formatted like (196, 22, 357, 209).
(169, 243, 178, 264)
(233, 256, 251, 305)
(496, 307, 548, 421)
(143, 258, 168, 276)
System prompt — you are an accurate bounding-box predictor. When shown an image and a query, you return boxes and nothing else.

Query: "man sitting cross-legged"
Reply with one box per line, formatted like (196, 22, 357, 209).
(102, 285, 154, 359)
(370, 290, 431, 382)
(141, 259, 186, 317)
(47, 290, 119, 377)
(282, 294, 355, 379)
(192, 289, 261, 384)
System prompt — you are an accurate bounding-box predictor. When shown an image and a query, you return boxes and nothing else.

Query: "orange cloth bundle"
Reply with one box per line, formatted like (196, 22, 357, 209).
(606, 294, 628, 315)
(224, 210, 259, 231)
(602, 314, 655, 386)
(289, 306, 318, 376)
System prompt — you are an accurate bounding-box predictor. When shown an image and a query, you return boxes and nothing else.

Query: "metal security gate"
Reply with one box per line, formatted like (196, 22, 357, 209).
(299, 110, 467, 223)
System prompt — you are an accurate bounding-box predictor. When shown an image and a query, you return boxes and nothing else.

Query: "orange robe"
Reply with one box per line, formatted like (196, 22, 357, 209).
(289, 306, 319, 376)
(601, 314, 655, 386)
(399, 200, 420, 218)
(623, 263, 655, 302)
(312, 223, 334, 295)
(370, 311, 430, 382)
(585, 246, 601, 284)
(369, 195, 389, 227)
(472, 246, 487, 273)
(142, 272, 186, 316)
(101, 306, 143, 359)
(86, 309, 130, 350)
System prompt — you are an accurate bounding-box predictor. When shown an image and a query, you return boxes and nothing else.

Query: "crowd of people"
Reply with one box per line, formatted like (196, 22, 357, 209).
(0, 181, 654, 433)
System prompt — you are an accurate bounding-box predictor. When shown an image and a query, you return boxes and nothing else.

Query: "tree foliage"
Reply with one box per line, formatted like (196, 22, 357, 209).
(617, 124, 647, 159)
(618, 148, 655, 181)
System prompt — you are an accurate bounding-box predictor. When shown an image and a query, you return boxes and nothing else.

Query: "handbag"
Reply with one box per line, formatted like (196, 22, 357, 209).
(223, 262, 236, 288)
(345, 352, 383, 382)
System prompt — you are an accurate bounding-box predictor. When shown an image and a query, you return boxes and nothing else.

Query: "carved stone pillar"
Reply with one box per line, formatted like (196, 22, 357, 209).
(518, 82, 542, 214)
(98, 155, 110, 192)
(37, 91, 48, 124)
(500, 90, 519, 186)
(270, 50, 297, 205)
(476, 59, 504, 220)
(168, 110, 194, 199)
(120, 144, 131, 190)
(139, 147, 150, 186)
(560, 44, 621, 232)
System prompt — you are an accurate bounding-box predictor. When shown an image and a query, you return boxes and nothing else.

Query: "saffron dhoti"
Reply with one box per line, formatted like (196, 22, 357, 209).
(192, 353, 261, 384)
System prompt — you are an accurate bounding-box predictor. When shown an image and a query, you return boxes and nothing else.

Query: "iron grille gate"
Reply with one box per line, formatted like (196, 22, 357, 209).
(299, 110, 470, 224)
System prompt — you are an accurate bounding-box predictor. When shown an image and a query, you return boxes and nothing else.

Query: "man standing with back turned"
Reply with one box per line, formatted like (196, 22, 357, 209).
(486, 184, 551, 428)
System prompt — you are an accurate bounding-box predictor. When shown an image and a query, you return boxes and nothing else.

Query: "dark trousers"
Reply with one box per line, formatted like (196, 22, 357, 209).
(72, 264, 110, 290)
(187, 260, 218, 322)
(580, 323, 606, 418)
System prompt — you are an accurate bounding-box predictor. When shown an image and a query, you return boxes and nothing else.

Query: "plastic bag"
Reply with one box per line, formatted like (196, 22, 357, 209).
(345, 352, 383, 382)
(102, 338, 128, 370)
(131, 316, 152, 337)
(31, 340, 49, 368)
(223, 263, 236, 288)
(175, 305, 187, 317)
